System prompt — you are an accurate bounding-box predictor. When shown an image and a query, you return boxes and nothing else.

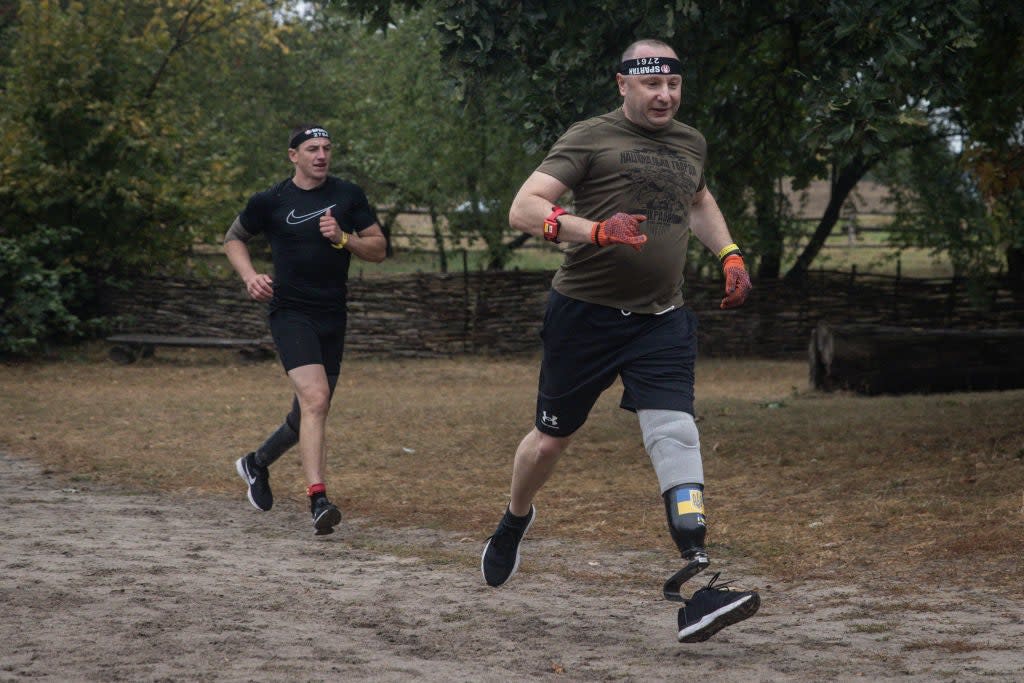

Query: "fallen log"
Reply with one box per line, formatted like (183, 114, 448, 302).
(809, 322, 1024, 395)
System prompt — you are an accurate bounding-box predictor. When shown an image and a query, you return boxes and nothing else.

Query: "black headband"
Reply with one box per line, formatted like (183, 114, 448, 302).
(618, 57, 682, 76)
(289, 126, 330, 149)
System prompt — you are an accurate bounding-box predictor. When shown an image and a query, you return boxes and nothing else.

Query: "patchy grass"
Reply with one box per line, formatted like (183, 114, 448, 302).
(1, 346, 1022, 595)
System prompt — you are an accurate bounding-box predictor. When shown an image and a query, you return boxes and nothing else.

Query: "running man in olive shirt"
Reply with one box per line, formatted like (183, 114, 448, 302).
(480, 40, 758, 643)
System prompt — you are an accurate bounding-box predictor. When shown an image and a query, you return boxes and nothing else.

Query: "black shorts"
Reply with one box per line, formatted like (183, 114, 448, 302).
(268, 308, 347, 375)
(535, 290, 697, 437)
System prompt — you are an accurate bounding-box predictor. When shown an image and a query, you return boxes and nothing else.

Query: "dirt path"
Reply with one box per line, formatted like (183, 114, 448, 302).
(1, 452, 1021, 682)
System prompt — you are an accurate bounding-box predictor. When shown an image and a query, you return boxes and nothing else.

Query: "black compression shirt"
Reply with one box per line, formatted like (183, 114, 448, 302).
(239, 176, 377, 314)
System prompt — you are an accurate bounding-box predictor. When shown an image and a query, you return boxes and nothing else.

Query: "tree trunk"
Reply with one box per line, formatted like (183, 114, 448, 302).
(809, 321, 1024, 395)
(755, 179, 783, 280)
(430, 206, 448, 273)
(785, 158, 872, 284)
(1007, 244, 1023, 294)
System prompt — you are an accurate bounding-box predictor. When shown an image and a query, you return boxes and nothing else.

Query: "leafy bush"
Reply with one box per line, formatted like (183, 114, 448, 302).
(0, 226, 97, 355)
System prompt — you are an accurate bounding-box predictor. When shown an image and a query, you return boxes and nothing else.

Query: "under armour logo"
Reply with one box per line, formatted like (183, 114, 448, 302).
(541, 411, 559, 428)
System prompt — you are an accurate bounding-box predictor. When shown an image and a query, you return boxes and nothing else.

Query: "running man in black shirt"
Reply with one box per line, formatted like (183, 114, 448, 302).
(225, 124, 386, 535)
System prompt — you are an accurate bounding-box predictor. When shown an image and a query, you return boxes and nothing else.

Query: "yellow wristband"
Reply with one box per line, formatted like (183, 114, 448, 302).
(332, 232, 349, 250)
(717, 243, 740, 260)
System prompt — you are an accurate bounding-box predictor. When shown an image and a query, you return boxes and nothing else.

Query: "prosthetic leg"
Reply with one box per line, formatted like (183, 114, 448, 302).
(661, 483, 710, 602)
(637, 409, 710, 601)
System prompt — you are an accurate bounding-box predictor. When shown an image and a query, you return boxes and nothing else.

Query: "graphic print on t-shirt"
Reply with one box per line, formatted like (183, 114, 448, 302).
(619, 146, 700, 236)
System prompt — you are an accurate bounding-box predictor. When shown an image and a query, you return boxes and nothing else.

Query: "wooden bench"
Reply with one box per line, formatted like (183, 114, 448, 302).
(106, 334, 275, 364)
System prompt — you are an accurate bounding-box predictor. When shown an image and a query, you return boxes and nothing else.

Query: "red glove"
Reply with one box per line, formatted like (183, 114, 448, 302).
(720, 254, 752, 309)
(591, 213, 648, 250)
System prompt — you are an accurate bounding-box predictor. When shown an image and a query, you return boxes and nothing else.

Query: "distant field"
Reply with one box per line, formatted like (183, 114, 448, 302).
(196, 230, 953, 281)
(790, 216, 955, 279)
(192, 176, 957, 280)
(359, 213, 956, 280)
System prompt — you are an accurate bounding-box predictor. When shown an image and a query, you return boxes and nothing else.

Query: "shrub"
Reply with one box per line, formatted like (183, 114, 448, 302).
(0, 226, 98, 355)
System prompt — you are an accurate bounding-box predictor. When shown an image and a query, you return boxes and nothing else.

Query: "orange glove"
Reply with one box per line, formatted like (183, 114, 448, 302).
(720, 254, 752, 309)
(591, 213, 648, 250)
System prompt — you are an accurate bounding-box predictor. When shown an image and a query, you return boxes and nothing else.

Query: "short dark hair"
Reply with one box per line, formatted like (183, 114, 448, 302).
(621, 39, 677, 62)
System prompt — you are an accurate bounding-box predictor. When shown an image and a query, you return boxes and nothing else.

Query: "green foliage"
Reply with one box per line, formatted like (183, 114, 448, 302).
(880, 139, 1022, 287)
(320, 5, 541, 269)
(667, 1, 983, 280)
(0, 0, 292, 352)
(876, 1, 1024, 284)
(0, 1, 287, 272)
(212, 10, 371, 199)
(430, 0, 676, 148)
(881, 144, 988, 273)
(333, 0, 685, 146)
(340, 0, 1008, 281)
(0, 226, 97, 354)
(2, 0, 1019, 355)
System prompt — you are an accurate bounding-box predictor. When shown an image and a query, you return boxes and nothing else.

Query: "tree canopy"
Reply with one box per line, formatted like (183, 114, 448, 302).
(2, 0, 1021, 353)
(339, 0, 1020, 283)
(0, 0, 295, 270)
(0, 0, 542, 352)
(0, 0, 294, 351)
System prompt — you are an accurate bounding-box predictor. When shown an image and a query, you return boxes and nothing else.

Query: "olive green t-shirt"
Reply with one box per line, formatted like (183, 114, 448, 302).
(538, 108, 707, 313)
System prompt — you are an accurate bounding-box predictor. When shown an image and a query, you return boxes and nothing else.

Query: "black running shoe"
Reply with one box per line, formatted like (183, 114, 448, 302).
(677, 572, 760, 642)
(235, 452, 272, 511)
(481, 505, 535, 587)
(311, 497, 342, 536)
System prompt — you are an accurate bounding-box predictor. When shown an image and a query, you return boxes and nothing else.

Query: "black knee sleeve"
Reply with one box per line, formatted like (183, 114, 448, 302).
(285, 395, 301, 433)
(663, 483, 707, 559)
(253, 421, 298, 467)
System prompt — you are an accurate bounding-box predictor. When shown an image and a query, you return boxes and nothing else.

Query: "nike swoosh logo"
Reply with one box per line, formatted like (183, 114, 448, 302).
(285, 204, 337, 225)
(245, 472, 257, 485)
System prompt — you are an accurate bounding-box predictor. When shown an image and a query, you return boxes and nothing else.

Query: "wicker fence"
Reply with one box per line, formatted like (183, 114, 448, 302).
(101, 270, 1023, 359)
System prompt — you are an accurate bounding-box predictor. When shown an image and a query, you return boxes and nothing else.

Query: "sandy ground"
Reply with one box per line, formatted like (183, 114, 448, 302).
(1, 452, 1022, 682)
